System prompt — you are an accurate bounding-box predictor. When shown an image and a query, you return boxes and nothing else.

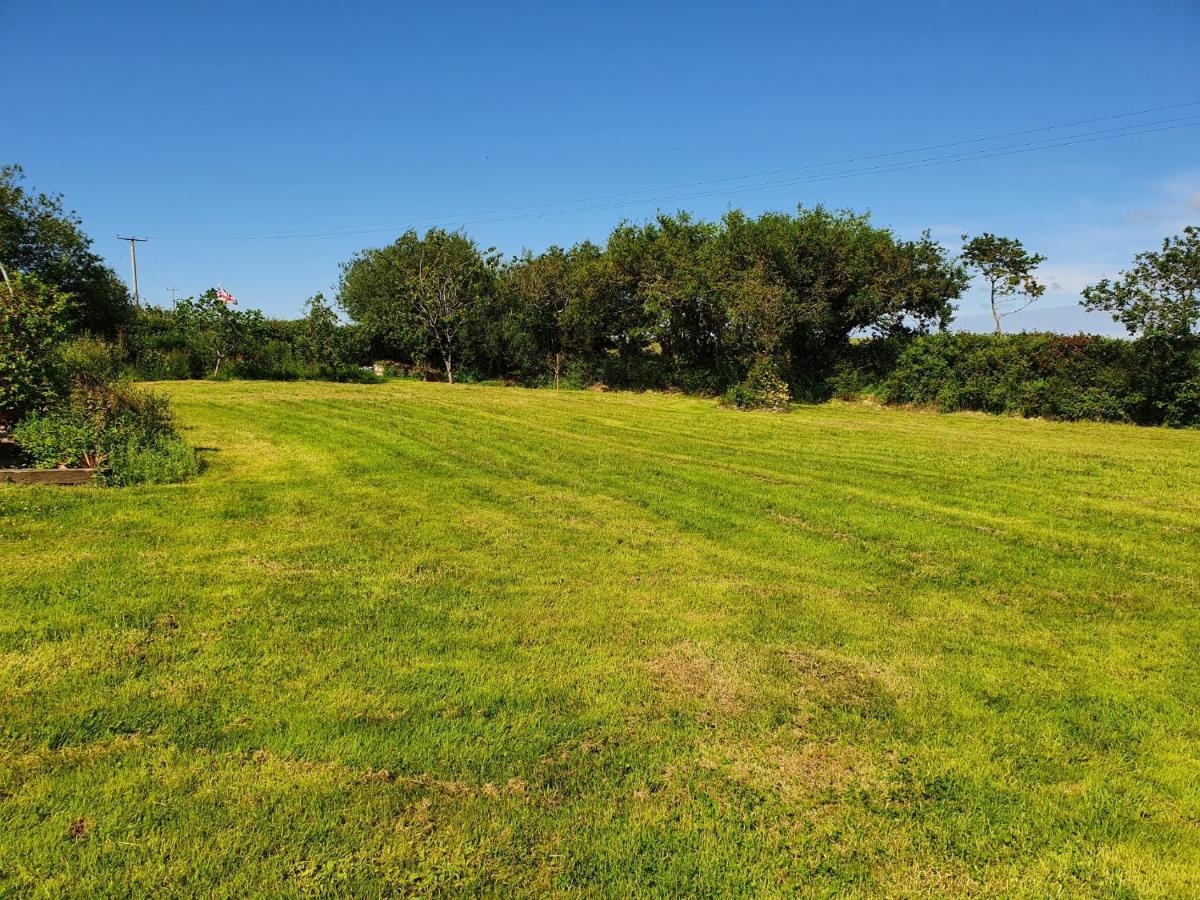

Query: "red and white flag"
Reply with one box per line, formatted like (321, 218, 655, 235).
(216, 287, 237, 305)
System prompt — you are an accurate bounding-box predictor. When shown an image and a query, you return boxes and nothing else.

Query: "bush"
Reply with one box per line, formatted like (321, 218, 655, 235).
(51, 335, 124, 391)
(722, 357, 791, 411)
(11, 408, 101, 467)
(1129, 335, 1200, 427)
(1, 273, 67, 422)
(868, 331, 1200, 426)
(1162, 375, 1200, 427)
(101, 434, 198, 486)
(596, 353, 671, 392)
(12, 379, 197, 484)
(135, 347, 194, 380)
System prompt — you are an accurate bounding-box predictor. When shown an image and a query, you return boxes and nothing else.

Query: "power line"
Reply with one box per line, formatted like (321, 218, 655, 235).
(514, 118, 1200, 222)
(150, 101, 1200, 242)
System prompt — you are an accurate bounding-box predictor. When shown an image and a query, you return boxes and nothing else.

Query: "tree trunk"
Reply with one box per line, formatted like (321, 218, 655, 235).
(444, 352, 454, 384)
(990, 282, 1003, 335)
(554, 352, 562, 391)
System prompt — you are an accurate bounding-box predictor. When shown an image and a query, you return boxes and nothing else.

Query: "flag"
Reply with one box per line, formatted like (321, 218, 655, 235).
(216, 287, 237, 305)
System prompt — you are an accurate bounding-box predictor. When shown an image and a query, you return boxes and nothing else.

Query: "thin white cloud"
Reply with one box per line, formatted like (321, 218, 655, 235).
(1123, 169, 1200, 227)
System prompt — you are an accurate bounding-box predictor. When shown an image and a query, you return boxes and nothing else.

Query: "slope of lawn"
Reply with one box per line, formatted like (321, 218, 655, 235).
(2, 380, 1199, 896)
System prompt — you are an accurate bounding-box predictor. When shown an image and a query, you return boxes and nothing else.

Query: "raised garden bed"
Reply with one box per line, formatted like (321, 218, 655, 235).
(0, 436, 96, 485)
(0, 467, 97, 485)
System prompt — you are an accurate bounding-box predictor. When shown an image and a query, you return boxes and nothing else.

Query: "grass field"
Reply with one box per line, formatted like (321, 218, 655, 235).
(2, 380, 1199, 896)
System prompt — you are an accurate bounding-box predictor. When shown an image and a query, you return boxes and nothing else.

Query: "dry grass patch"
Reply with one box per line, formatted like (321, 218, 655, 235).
(644, 640, 746, 718)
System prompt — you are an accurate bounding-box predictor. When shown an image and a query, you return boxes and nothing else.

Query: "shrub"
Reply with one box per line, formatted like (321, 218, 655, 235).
(1162, 375, 1200, 428)
(135, 347, 194, 380)
(827, 336, 911, 400)
(52, 335, 123, 391)
(722, 357, 791, 411)
(12, 379, 197, 484)
(101, 434, 198, 486)
(879, 332, 1163, 423)
(0, 273, 68, 422)
(596, 353, 671, 392)
(671, 363, 736, 397)
(1130, 335, 1200, 427)
(11, 408, 101, 467)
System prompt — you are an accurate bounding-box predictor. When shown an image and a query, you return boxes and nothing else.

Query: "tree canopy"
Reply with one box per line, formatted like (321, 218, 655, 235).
(1081, 226, 1200, 338)
(337, 207, 967, 395)
(0, 164, 131, 336)
(960, 233, 1046, 334)
(339, 228, 500, 383)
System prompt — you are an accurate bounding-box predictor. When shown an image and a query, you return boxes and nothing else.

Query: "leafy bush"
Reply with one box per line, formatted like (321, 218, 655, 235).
(722, 357, 791, 411)
(1162, 374, 1200, 427)
(135, 347, 194, 380)
(596, 353, 671, 392)
(12, 379, 197, 484)
(100, 433, 198, 486)
(81, 380, 176, 445)
(1128, 334, 1200, 427)
(0, 273, 67, 422)
(51, 335, 124, 391)
(11, 408, 100, 467)
(875, 332, 1200, 426)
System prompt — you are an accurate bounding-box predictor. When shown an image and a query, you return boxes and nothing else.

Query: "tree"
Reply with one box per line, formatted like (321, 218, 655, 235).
(1081, 226, 1200, 338)
(716, 208, 965, 391)
(0, 164, 131, 336)
(611, 213, 723, 372)
(501, 245, 600, 388)
(173, 290, 267, 376)
(338, 207, 964, 393)
(960, 233, 1046, 334)
(297, 292, 345, 373)
(339, 228, 499, 383)
(0, 272, 68, 422)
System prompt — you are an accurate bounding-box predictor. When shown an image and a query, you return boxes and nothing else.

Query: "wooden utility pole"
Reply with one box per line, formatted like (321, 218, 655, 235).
(118, 236, 147, 309)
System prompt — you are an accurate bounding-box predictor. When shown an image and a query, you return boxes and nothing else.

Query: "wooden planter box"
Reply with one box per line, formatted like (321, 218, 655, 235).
(0, 467, 97, 485)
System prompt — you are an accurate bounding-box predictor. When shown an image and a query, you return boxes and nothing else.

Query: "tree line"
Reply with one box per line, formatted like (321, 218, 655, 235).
(339, 209, 970, 396)
(3, 163, 1198, 426)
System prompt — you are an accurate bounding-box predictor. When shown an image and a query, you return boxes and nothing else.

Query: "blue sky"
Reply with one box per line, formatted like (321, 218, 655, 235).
(6, 0, 1199, 332)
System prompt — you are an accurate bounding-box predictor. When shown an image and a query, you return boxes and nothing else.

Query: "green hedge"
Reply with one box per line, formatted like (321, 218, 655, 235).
(873, 332, 1199, 426)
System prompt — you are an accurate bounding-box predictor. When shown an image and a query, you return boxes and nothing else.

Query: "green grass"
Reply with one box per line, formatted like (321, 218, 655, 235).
(2, 380, 1199, 897)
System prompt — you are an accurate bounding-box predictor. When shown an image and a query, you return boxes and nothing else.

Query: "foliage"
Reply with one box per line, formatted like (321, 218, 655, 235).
(1129, 332, 1200, 427)
(339, 228, 500, 383)
(12, 379, 196, 483)
(173, 289, 269, 376)
(3, 379, 1199, 894)
(0, 272, 68, 422)
(98, 432, 199, 486)
(485, 206, 966, 395)
(960, 233, 1046, 334)
(295, 292, 346, 374)
(7, 204, 1180, 429)
(50, 334, 123, 391)
(10, 405, 100, 467)
(874, 331, 1200, 424)
(120, 302, 374, 382)
(721, 355, 792, 410)
(0, 164, 131, 335)
(498, 245, 589, 388)
(1081, 225, 1200, 338)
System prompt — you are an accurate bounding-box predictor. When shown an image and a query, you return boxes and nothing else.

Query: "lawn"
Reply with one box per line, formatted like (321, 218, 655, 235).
(2, 380, 1198, 896)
